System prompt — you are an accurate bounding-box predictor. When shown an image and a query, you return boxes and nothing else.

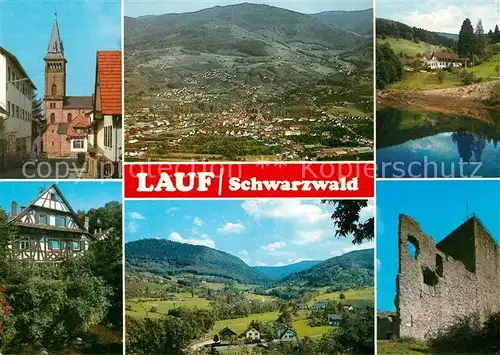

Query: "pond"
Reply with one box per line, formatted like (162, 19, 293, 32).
(376, 108, 500, 178)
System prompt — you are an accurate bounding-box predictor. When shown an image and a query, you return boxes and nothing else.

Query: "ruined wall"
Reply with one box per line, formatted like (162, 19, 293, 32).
(397, 214, 500, 340)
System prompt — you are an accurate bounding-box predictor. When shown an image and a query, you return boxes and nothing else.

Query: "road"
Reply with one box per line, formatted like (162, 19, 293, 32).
(0, 157, 88, 179)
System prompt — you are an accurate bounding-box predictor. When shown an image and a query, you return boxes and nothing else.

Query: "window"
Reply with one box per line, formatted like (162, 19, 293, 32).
(73, 140, 84, 149)
(51, 84, 57, 96)
(19, 240, 29, 250)
(67, 113, 72, 122)
(71, 241, 81, 251)
(50, 193, 56, 200)
(407, 236, 419, 259)
(39, 214, 48, 225)
(50, 113, 55, 123)
(16, 106, 19, 118)
(104, 125, 113, 148)
(52, 240, 60, 250)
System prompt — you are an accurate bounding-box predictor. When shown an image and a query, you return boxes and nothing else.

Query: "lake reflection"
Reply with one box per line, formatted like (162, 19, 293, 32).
(376, 108, 500, 178)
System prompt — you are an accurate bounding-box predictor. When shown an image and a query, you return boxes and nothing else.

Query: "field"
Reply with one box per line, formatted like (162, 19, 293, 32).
(378, 37, 449, 57)
(127, 293, 211, 318)
(126, 284, 373, 340)
(471, 54, 500, 78)
(378, 340, 431, 354)
(387, 71, 461, 90)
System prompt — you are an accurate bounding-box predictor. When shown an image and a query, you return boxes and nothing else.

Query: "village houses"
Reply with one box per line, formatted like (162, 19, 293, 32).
(0, 47, 37, 172)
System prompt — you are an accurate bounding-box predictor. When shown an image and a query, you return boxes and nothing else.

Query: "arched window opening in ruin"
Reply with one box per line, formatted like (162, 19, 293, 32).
(436, 254, 444, 277)
(423, 267, 439, 286)
(407, 235, 419, 259)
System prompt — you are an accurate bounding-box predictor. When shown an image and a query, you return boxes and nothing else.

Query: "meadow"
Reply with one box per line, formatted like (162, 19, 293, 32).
(126, 284, 374, 340)
(377, 37, 448, 57)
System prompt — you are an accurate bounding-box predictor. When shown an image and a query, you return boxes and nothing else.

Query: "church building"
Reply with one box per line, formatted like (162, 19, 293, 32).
(42, 15, 92, 157)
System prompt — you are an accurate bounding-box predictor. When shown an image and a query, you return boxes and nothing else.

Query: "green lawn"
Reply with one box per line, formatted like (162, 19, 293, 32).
(378, 37, 449, 58)
(126, 293, 211, 318)
(388, 71, 461, 90)
(470, 54, 500, 78)
(212, 310, 334, 339)
(377, 339, 431, 354)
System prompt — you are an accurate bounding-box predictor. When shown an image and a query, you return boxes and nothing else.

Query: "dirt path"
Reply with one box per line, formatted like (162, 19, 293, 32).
(377, 81, 500, 121)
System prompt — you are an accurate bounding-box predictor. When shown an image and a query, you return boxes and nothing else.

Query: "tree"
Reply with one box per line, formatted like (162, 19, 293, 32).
(277, 304, 293, 327)
(376, 43, 404, 89)
(437, 70, 446, 84)
(321, 200, 374, 244)
(335, 307, 374, 354)
(339, 293, 346, 300)
(475, 19, 484, 35)
(458, 19, 475, 58)
(212, 334, 220, 344)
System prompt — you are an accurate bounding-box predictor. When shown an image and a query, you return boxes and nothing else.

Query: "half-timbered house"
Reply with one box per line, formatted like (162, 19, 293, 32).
(8, 183, 90, 262)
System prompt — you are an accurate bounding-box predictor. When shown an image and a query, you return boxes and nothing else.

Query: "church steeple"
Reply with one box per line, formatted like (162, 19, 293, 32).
(45, 14, 65, 60)
(44, 13, 67, 99)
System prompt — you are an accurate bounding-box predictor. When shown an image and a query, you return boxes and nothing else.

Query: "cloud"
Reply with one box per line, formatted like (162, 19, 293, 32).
(218, 222, 246, 234)
(359, 200, 375, 222)
(128, 221, 138, 233)
(241, 200, 330, 225)
(262, 241, 286, 252)
(330, 241, 375, 257)
(293, 230, 325, 245)
(239, 250, 249, 263)
(399, 3, 499, 34)
(193, 217, 203, 227)
(166, 207, 179, 215)
(168, 232, 215, 248)
(129, 211, 146, 220)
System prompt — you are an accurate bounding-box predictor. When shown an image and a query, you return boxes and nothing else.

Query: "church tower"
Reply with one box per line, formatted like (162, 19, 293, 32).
(44, 14, 66, 106)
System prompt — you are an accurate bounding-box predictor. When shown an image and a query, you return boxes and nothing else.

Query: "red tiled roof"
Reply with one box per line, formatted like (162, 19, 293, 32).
(67, 114, 91, 138)
(97, 51, 122, 115)
(432, 52, 459, 60)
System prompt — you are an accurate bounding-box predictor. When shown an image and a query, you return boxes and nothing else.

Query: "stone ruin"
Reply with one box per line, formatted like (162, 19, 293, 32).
(396, 214, 500, 340)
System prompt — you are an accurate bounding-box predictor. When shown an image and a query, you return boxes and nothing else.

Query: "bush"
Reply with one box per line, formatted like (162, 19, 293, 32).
(150, 306, 158, 313)
(430, 312, 500, 354)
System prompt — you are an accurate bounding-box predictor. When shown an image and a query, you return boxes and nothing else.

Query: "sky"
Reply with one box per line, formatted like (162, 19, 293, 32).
(377, 180, 500, 312)
(125, 199, 375, 267)
(125, 0, 373, 17)
(0, 0, 122, 97)
(377, 0, 499, 34)
(0, 181, 122, 214)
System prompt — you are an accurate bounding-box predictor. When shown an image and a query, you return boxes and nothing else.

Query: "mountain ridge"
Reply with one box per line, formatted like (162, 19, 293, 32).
(254, 260, 322, 279)
(126, 239, 374, 290)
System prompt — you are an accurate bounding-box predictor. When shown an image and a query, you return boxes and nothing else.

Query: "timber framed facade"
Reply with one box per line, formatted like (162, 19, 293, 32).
(8, 184, 90, 262)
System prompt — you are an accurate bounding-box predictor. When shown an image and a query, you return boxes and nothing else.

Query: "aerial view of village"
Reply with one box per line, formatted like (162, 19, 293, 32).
(124, 1, 374, 162)
(124, 199, 374, 354)
(376, 180, 500, 354)
(0, 2, 122, 179)
(0, 181, 123, 354)
(375, 0, 500, 178)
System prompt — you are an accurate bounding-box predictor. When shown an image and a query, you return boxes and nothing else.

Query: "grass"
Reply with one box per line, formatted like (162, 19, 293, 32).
(378, 37, 449, 58)
(211, 310, 333, 339)
(377, 339, 431, 354)
(471, 54, 500, 78)
(387, 71, 461, 90)
(126, 293, 211, 318)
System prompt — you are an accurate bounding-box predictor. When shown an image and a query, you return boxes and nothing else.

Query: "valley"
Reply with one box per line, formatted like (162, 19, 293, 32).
(124, 4, 374, 162)
(125, 239, 374, 353)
